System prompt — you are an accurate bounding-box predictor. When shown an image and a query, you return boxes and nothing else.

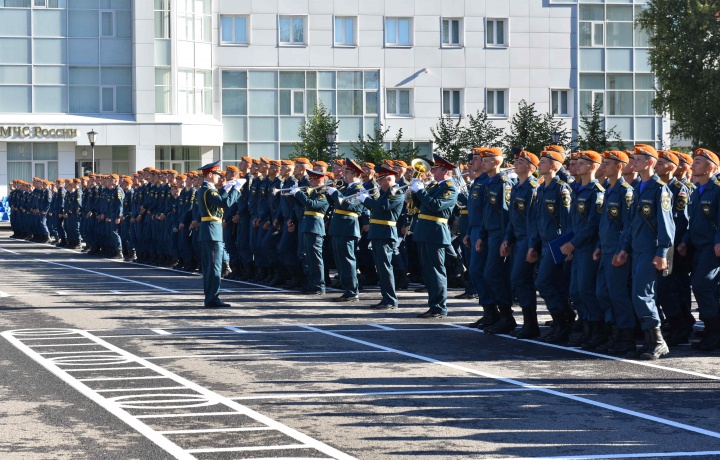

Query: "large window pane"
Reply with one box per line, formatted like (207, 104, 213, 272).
(318, 90, 335, 114)
(34, 9, 66, 36)
(635, 74, 654, 90)
(69, 86, 99, 113)
(223, 70, 246, 88)
(580, 74, 604, 90)
(318, 71, 335, 89)
(386, 18, 396, 44)
(33, 143, 58, 161)
(365, 91, 378, 114)
(580, 48, 603, 71)
(0, 38, 30, 64)
(7, 162, 32, 184)
(606, 22, 633, 47)
(607, 91, 633, 115)
(635, 49, 651, 72)
(579, 22, 591, 47)
(70, 67, 98, 84)
(607, 5, 633, 21)
(279, 71, 304, 88)
(397, 18, 410, 45)
(606, 74, 633, 89)
(337, 71, 362, 89)
(279, 17, 290, 42)
(580, 5, 604, 21)
(607, 49, 632, 71)
(34, 38, 66, 64)
(364, 71, 378, 89)
(248, 70, 277, 89)
(35, 66, 65, 84)
(0, 9, 29, 36)
(0, 66, 30, 84)
(116, 86, 131, 113)
(222, 90, 247, 115)
(34, 86, 66, 113)
(338, 90, 362, 115)
(7, 143, 32, 161)
(248, 90, 277, 115)
(0, 86, 31, 112)
(68, 10, 98, 37)
(249, 118, 277, 141)
(635, 92, 654, 115)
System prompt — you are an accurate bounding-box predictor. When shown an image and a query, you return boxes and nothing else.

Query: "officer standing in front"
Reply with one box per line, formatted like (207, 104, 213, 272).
(197, 161, 243, 307)
(410, 154, 458, 318)
(613, 144, 675, 360)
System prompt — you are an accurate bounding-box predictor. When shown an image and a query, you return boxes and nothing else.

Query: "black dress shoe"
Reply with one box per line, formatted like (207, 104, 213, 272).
(454, 292, 478, 299)
(414, 286, 427, 293)
(373, 303, 398, 310)
(333, 295, 359, 303)
(301, 289, 324, 296)
(205, 298, 231, 308)
(417, 310, 446, 318)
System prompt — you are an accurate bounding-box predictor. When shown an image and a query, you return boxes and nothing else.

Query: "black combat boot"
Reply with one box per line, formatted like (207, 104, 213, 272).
(515, 309, 540, 339)
(568, 320, 591, 347)
(581, 321, 608, 351)
(468, 305, 500, 329)
(640, 327, 670, 360)
(541, 313, 572, 344)
(609, 328, 637, 355)
(485, 306, 517, 335)
(692, 317, 720, 352)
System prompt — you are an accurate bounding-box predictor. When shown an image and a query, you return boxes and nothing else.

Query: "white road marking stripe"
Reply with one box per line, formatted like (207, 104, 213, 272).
(230, 387, 531, 401)
(135, 411, 242, 419)
(0, 290, 10, 297)
(0, 247, 20, 255)
(302, 325, 720, 440)
(93, 327, 461, 339)
(450, 324, 720, 383)
(186, 444, 306, 454)
(39, 351, 118, 355)
(224, 326, 247, 333)
(368, 323, 395, 330)
(150, 329, 171, 335)
(55, 291, 71, 296)
(79, 376, 172, 382)
(158, 427, 274, 435)
(95, 387, 189, 393)
(508, 451, 720, 460)
(65, 367, 149, 372)
(144, 350, 389, 360)
(34, 259, 179, 293)
(31, 343, 98, 347)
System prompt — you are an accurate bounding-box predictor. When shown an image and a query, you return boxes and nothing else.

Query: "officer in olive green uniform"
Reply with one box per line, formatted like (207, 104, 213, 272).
(357, 165, 406, 309)
(197, 161, 244, 307)
(409, 154, 459, 317)
(293, 170, 331, 295)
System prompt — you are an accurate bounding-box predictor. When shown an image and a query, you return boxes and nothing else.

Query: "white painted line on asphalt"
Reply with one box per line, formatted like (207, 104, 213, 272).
(158, 427, 274, 435)
(509, 451, 720, 459)
(368, 323, 395, 330)
(78, 376, 171, 382)
(135, 411, 241, 419)
(143, 350, 390, 361)
(39, 350, 118, 355)
(0, 290, 10, 297)
(224, 326, 247, 333)
(65, 367, 149, 372)
(34, 259, 180, 294)
(449, 324, 720, 383)
(31, 343, 98, 347)
(186, 444, 306, 454)
(302, 326, 720, 441)
(150, 329, 171, 335)
(92, 327, 462, 339)
(95, 387, 189, 393)
(230, 387, 531, 401)
(0, 247, 20, 255)
(55, 291, 71, 296)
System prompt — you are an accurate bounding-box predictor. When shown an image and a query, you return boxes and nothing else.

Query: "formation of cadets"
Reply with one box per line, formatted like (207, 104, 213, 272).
(6, 143, 720, 358)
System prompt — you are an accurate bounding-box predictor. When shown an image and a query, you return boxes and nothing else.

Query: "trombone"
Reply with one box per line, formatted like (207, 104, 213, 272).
(274, 179, 335, 196)
(337, 184, 380, 204)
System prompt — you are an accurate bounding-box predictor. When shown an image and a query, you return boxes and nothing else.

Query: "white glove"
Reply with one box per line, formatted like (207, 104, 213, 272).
(409, 179, 424, 192)
(223, 180, 235, 192)
(290, 185, 300, 195)
(326, 186, 337, 196)
(357, 190, 369, 203)
(234, 178, 246, 191)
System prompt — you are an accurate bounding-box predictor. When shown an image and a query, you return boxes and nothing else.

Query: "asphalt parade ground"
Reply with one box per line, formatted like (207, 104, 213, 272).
(1, 231, 720, 460)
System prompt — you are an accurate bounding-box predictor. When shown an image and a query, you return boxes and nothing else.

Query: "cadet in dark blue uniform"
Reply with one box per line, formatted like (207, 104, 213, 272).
(501, 151, 540, 338)
(292, 169, 331, 295)
(357, 165, 405, 309)
(527, 149, 574, 343)
(678, 148, 720, 352)
(197, 161, 243, 307)
(614, 144, 675, 360)
(594, 151, 636, 354)
(476, 147, 517, 334)
(410, 155, 458, 318)
(326, 160, 365, 302)
(560, 150, 605, 349)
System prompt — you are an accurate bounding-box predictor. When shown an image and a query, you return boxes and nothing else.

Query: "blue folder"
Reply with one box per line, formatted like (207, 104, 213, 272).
(548, 231, 575, 264)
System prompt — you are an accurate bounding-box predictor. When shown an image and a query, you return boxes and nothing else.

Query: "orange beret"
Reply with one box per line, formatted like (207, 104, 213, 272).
(363, 162, 375, 169)
(677, 153, 693, 166)
(74, 178, 82, 184)
(695, 148, 719, 166)
(658, 150, 679, 166)
(314, 160, 328, 168)
(226, 165, 239, 172)
(545, 145, 566, 155)
(394, 160, 408, 168)
(269, 160, 281, 166)
(295, 157, 311, 165)
(578, 150, 602, 164)
(634, 144, 658, 159)
(251, 158, 260, 164)
(516, 150, 539, 167)
(123, 176, 133, 184)
(110, 174, 119, 179)
(478, 147, 504, 158)
(383, 160, 395, 167)
(177, 174, 187, 179)
(281, 159, 294, 166)
(241, 156, 252, 163)
(259, 157, 270, 164)
(540, 149, 565, 163)
(603, 151, 629, 164)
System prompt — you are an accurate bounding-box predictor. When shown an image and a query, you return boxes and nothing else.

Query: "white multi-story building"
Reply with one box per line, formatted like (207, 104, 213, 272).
(0, 0, 664, 196)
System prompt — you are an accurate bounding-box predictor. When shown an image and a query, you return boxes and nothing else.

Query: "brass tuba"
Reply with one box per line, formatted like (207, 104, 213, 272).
(405, 158, 432, 215)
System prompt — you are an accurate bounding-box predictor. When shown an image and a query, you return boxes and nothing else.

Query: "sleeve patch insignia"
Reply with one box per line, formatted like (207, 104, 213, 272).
(472, 191, 479, 200)
(676, 196, 687, 211)
(661, 192, 671, 212)
(443, 190, 453, 199)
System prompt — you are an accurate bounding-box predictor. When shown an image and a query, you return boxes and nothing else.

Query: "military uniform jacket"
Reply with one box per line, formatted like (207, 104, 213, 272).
(292, 175, 310, 226)
(598, 178, 634, 255)
(360, 186, 404, 240)
(466, 173, 489, 234)
(503, 177, 539, 244)
(412, 180, 458, 245)
(122, 188, 133, 219)
(620, 175, 675, 257)
(107, 186, 124, 220)
(328, 181, 364, 238)
(528, 176, 572, 249)
(682, 179, 720, 249)
(54, 188, 66, 216)
(456, 191, 469, 236)
(480, 172, 516, 240)
(295, 189, 330, 236)
(197, 182, 240, 242)
(569, 179, 604, 250)
(39, 188, 52, 213)
(668, 177, 690, 246)
(249, 176, 264, 218)
(267, 176, 283, 222)
(360, 179, 378, 227)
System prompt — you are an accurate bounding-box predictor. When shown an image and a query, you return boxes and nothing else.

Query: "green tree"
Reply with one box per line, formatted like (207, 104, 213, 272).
(503, 100, 571, 161)
(636, 0, 720, 150)
(349, 124, 389, 165)
(387, 128, 420, 163)
(292, 102, 340, 162)
(574, 99, 624, 152)
(461, 110, 504, 151)
(430, 115, 465, 163)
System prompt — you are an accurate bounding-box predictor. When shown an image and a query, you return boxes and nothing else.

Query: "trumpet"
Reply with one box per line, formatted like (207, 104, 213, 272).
(272, 180, 336, 196)
(272, 184, 304, 195)
(337, 184, 380, 204)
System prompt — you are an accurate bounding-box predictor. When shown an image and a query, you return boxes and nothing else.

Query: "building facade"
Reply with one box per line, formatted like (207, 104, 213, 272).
(0, 0, 663, 196)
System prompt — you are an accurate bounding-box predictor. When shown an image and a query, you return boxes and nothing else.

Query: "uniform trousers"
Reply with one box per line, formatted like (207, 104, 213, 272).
(278, 225, 299, 271)
(569, 247, 602, 321)
(690, 246, 720, 320)
(510, 238, 536, 312)
(332, 236, 359, 297)
(200, 240, 224, 304)
(596, 253, 635, 328)
(483, 230, 513, 308)
(417, 241, 448, 315)
(468, 227, 494, 306)
(371, 238, 397, 305)
(236, 214, 253, 266)
(656, 248, 686, 319)
(535, 244, 568, 315)
(303, 232, 325, 292)
(630, 252, 662, 330)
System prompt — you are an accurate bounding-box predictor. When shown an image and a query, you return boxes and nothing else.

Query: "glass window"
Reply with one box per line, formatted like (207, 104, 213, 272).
(552, 90, 569, 116)
(580, 91, 604, 115)
(579, 5, 604, 21)
(34, 86, 66, 112)
(606, 22, 633, 47)
(318, 71, 335, 89)
(33, 9, 66, 36)
(335, 16, 355, 46)
(101, 86, 114, 112)
(635, 24, 649, 47)
(279, 16, 305, 45)
(385, 17, 411, 46)
(221, 15, 247, 44)
(155, 67, 171, 113)
(635, 92, 654, 115)
(100, 10, 114, 37)
(486, 19, 507, 46)
(606, 91, 633, 115)
(70, 86, 100, 113)
(0, 9, 29, 36)
(442, 18, 461, 46)
(635, 74, 655, 90)
(0, 38, 30, 64)
(248, 90, 277, 115)
(635, 49, 651, 72)
(0, 86, 30, 112)
(386, 89, 411, 116)
(248, 70, 277, 89)
(607, 5, 633, 21)
(365, 91, 378, 114)
(223, 70, 247, 88)
(580, 48, 604, 71)
(337, 71, 362, 89)
(34, 66, 65, 84)
(338, 90, 362, 115)
(606, 74, 633, 90)
(0, 65, 30, 84)
(486, 89, 506, 116)
(580, 74, 604, 90)
(222, 89, 247, 115)
(364, 71, 379, 89)
(607, 49, 632, 72)
(442, 89, 462, 116)
(68, 9, 98, 37)
(279, 71, 304, 88)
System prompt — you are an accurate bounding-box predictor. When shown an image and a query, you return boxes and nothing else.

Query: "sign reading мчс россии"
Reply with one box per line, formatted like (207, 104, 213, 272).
(0, 126, 78, 139)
